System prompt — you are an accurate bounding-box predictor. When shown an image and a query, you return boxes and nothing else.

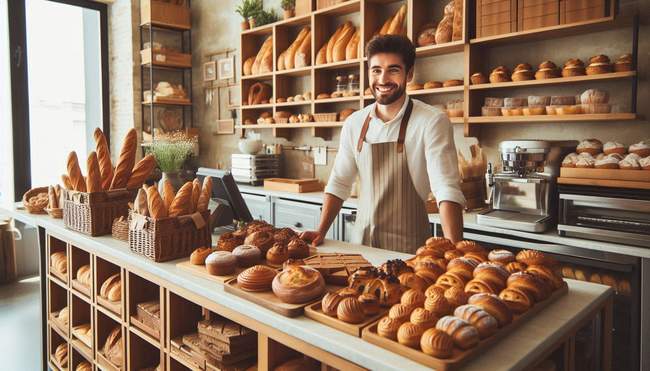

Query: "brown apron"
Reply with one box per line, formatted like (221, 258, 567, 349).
(351, 100, 430, 253)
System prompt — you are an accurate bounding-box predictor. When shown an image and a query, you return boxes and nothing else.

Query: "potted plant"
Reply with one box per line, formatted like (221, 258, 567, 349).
(253, 8, 279, 27)
(235, 0, 261, 30)
(281, 0, 295, 19)
(147, 138, 195, 193)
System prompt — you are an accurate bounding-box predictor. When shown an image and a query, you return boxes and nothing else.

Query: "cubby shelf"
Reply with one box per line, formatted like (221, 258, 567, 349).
(469, 71, 636, 90)
(467, 113, 637, 124)
(415, 40, 465, 57)
(242, 72, 274, 80)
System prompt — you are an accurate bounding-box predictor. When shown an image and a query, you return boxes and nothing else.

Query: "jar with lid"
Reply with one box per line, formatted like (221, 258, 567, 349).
(347, 74, 359, 96)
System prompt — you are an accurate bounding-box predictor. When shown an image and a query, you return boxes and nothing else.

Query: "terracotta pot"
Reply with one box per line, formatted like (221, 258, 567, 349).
(248, 18, 256, 28)
(283, 9, 295, 19)
(241, 20, 249, 30)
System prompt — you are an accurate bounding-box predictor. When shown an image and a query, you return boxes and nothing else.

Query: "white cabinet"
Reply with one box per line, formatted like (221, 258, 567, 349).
(273, 198, 337, 240)
(241, 193, 272, 223)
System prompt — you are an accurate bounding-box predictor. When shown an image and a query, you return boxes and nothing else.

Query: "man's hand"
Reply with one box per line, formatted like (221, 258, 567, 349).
(300, 230, 325, 247)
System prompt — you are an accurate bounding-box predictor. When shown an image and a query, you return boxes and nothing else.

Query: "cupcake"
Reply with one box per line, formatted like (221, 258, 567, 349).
(603, 141, 626, 155)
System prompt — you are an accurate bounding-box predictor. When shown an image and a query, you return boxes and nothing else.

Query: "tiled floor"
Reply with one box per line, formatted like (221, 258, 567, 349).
(0, 276, 41, 371)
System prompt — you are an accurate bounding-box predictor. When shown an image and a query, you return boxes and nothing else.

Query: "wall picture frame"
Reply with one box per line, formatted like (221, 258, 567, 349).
(218, 56, 235, 81)
(215, 119, 235, 135)
(203, 61, 217, 82)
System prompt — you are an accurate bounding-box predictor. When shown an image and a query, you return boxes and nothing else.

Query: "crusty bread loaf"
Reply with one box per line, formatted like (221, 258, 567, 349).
(378, 15, 393, 35)
(452, 0, 463, 41)
(197, 176, 212, 212)
(169, 181, 192, 217)
(93, 128, 113, 190)
(259, 46, 273, 74)
(110, 128, 137, 190)
(277, 50, 286, 71)
(100, 273, 120, 299)
(126, 154, 155, 189)
(326, 23, 346, 63)
(61, 174, 73, 190)
(387, 4, 406, 35)
(190, 179, 200, 214)
(243, 56, 255, 76)
(285, 27, 310, 70)
(251, 36, 273, 75)
(316, 44, 327, 65)
(294, 29, 311, 68)
(162, 179, 175, 213)
(86, 151, 102, 193)
(67, 151, 86, 192)
(345, 30, 360, 60)
(333, 24, 355, 62)
(146, 185, 168, 219)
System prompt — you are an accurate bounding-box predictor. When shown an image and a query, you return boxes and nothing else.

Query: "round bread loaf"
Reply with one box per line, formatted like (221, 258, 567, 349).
(420, 328, 454, 358)
(232, 245, 261, 267)
(397, 322, 425, 348)
(205, 251, 237, 276)
(237, 265, 277, 292)
(321, 292, 343, 317)
(337, 297, 365, 324)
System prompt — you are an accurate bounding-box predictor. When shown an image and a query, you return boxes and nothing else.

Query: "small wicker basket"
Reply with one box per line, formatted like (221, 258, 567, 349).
(46, 208, 63, 219)
(112, 217, 129, 242)
(313, 112, 338, 122)
(22, 187, 49, 214)
(63, 189, 138, 237)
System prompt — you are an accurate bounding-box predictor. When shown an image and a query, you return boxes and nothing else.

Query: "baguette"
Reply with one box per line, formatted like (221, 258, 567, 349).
(243, 56, 255, 76)
(146, 185, 168, 219)
(190, 179, 201, 213)
(316, 44, 327, 65)
(126, 154, 155, 189)
(277, 50, 286, 71)
(61, 174, 73, 190)
(169, 181, 192, 217)
(378, 15, 393, 35)
(345, 30, 360, 60)
(387, 5, 407, 35)
(259, 46, 273, 74)
(162, 179, 175, 213)
(110, 128, 137, 190)
(294, 29, 311, 68)
(326, 23, 346, 63)
(67, 151, 86, 192)
(333, 23, 355, 62)
(134, 188, 149, 216)
(93, 128, 114, 190)
(284, 27, 310, 70)
(48, 186, 58, 209)
(197, 176, 212, 212)
(86, 151, 102, 193)
(251, 36, 273, 75)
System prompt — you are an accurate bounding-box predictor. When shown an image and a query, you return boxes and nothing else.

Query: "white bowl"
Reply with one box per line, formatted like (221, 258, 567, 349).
(238, 139, 263, 154)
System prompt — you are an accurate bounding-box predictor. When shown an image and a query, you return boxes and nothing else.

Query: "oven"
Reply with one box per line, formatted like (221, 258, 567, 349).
(557, 185, 650, 248)
(436, 225, 646, 371)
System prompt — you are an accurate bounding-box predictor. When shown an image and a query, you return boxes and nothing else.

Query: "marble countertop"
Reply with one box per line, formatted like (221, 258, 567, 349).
(1, 204, 612, 371)
(237, 184, 359, 209)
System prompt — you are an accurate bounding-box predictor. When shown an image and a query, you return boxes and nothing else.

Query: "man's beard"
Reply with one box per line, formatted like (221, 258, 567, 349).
(372, 83, 406, 105)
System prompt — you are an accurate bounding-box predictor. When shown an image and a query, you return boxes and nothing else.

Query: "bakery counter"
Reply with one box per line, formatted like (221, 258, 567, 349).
(1, 204, 614, 371)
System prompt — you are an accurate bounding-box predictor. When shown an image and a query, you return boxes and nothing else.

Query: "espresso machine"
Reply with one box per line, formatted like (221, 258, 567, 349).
(477, 140, 577, 232)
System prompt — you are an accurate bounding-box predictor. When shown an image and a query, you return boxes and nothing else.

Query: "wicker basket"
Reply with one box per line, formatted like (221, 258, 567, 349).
(46, 208, 63, 219)
(63, 189, 138, 237)
(22, 187, 49, 214)
(128, 210, 211, 262)
(112, 217, 129, 242)
(313, 112, 338, 122)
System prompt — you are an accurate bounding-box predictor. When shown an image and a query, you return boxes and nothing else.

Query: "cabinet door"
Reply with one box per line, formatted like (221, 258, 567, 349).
(273, 198, 320, 232)
(241, 193, 272, 223)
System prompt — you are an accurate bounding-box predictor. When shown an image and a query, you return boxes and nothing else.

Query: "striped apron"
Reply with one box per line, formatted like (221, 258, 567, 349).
(351, 100, 431, 253)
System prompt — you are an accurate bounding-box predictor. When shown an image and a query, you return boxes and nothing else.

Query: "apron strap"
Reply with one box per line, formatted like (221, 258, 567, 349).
(357, 99, 414, 153)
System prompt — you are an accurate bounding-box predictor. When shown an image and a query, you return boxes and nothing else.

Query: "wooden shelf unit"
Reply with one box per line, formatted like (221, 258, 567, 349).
(240, 0, 639, 139)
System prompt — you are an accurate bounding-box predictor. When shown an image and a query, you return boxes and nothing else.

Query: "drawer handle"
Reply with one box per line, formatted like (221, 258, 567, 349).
(294, 222, 303, 228)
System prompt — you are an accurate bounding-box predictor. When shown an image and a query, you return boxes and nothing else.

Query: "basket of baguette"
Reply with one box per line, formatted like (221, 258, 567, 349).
(62, 128, 156, 236)
(128, 177, 213, 262)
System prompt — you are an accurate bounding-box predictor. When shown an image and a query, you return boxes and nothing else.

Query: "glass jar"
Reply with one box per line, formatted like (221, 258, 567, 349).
(347, 74, 359, 96)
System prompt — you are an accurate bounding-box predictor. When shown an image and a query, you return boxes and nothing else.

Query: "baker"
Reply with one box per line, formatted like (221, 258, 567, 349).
(301, 35, 465, 253)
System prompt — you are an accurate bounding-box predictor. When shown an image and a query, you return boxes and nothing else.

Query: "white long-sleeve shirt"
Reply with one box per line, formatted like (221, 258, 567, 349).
(325, 97, 466, 207)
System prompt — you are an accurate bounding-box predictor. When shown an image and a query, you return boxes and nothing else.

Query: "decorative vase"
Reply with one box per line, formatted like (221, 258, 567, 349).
(248, 18, 256, 29)
(158, 172, 183, 194)
(283, 9, 295, 19)
(241, 20, 249, 30)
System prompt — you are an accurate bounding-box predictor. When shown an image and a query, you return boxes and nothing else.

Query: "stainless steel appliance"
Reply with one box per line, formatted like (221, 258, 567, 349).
(230, 154, 281, 185)
(338, 208, 356, 243)
(478, 140, 577, 232)
(558, 184, 650, 248)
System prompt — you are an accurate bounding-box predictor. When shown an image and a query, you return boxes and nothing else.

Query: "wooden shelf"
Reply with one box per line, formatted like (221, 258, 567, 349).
(236, 122, 344, 129)
(467, 113, 637, 123)
(275, 14, 311, 27)
(140, 21, 190, 31)
(469, 16, 628, 46)
(275, 100, 312, 107)
(275, 66, 312, 77)
(314, 59, 362, 71)
(449, 117, 464, 124)
(241, 103, 275, 109)
(314, 96, 361, 104)
(469, 71, 636, 90)
(314, 0, 361, 16)
(142, 100, 191, 106)
(242, 72, 274, 80)
(415, 40, 465, 57)
(242, 23, 274, 36)
(408, 85, 464, 96)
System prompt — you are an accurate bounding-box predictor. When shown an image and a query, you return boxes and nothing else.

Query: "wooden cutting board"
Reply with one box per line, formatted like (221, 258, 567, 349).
(263, 178, 324, 193)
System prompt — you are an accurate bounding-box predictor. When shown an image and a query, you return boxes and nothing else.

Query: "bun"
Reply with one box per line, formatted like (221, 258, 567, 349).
(562, 58, 586, 77)
(410, 307, 439, 329)
(287, 237, 310, 259)
(217, 232, 244, 252)
(453, 304, 498, 338)
(389, 303, 415, 323)
(489, 66, 510, 83)
(420, 328, 454, 358)
(244, 230, 274, 253)
(614, 54, 632, 72)
(110, 128, 137, 190)
(238, 265, 277, 292)
(488, 249, 515, 264)
(232, 245, 261, 267)
(93, 128, 114, 190)
(397, 322, 424, 348)
(499, 287, 533, 314)
(444, 286, 469, 307)
(424, 294, 452, 317)
(266, 243, 290, 267)
(401, 288, 426, 307)
(337, 297, 365, 324)
(67, 152, 86, 192)
(406, 82, 424, 91)
(447, 258, 478, 280)
(467, 293, 512, 327)
(272, 265, 325, 304)
(436, 315, 479, 349)
(190, 247, 213, 265)
(358, 293, 380, 316)
(377, 316, 401, 340)
(321, 292, 343, 317)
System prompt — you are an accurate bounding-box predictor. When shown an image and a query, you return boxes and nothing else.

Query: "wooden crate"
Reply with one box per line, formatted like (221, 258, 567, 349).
(263, 178, 324, 193)
(561, 0, 605, 24)
(476, 0, 517, 38)
(140, 0, 191, 29)
(518, 0, 560, 30)
(140, 48, 191, 68)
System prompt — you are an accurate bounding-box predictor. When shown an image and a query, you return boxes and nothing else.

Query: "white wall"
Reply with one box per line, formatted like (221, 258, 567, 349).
(0, 0, 14, 206)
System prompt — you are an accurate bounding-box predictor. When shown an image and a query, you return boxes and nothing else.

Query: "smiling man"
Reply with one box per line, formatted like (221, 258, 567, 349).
(301, 35, 465, 253)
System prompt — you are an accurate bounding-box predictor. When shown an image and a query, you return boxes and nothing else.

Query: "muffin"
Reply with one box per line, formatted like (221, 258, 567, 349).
(511, 63, 534, 81)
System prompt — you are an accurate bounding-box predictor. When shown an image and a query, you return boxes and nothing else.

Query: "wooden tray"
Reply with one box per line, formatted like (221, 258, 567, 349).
(71, 279, 91, 298)
(304, 301, 387, 337)
(560, 167, 650, 182)
(49, 312, 69, 337)
(97, 296, 122, 318)
(176, 260, 248, 283)
(97, 350, 122, 371)
(50, 268, 68, 284)
(224, 277, 328, 317)
(130, 315, 160, 341)
(263, 178, 324, 193)
(362, 282, 568, 371)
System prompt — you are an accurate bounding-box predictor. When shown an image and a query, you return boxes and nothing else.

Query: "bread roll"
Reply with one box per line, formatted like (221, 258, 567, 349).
(190, 179, 200, 214)
(197, 176, 212, 212)
(436, 315, 479, 349)
(326, 23, 346, 63)
(126, 154, 156, 189)
(93, 128, 113, 190)
(100, 273, 120, 299)
(169, 181, 192, 217)
(397, 322, 424, 348)
(110, 128, 137, 190)
(285, 27, 310, 70)
(145, 185, 168, 219)
(333, 23, 354, 62)
(294, 30, 311, 68)
(67, 151, 86, 192)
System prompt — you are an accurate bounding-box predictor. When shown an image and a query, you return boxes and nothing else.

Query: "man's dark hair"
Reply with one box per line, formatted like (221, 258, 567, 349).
(365, 35, 416, 72)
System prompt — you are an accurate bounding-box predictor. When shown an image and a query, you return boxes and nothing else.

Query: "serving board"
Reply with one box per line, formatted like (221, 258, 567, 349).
(224, 277, 330, 317)
(304, 301, 387, 337)
(362, 282, 568, 371)
(263, 178, 324, 193)
(559, 168, 650, 189)
(176, 260, 248, 283)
